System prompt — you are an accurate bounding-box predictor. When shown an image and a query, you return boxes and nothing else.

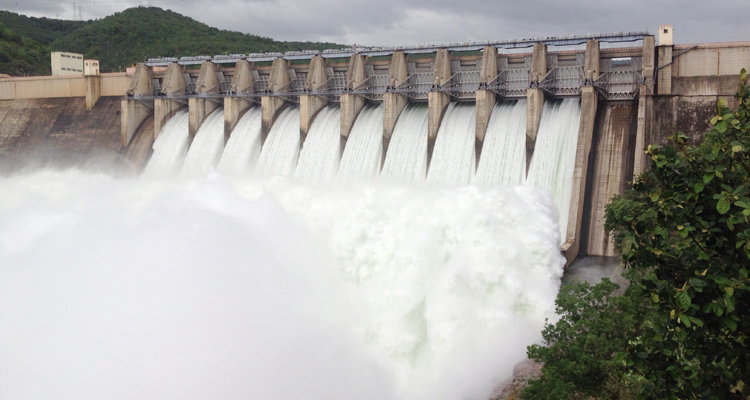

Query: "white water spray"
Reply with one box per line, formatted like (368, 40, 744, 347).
(527, 98, 581, 243)
(474, 101, 527, 186)
(182, 108, 225, 177)
(381, 104, 429, 183)
(426, 103, 476, 185)
(295, 106, 342, 184)
(0, 94, 589, 400)
(217, 107, 263, 175)
(338, 105, 384, 182)
(143, 110, 189, 176)
(257, 107, 301, 177)
(0, 168, 564, 400)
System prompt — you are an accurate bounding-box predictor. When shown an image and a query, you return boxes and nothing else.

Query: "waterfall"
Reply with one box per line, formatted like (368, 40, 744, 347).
(381, 104, 429, 183)
(182, 108, 225, 177)
(473, 100, 527, 186)
(295, 106, 342, 184)
(256, 106, 301, 177)
(217, 107, 263, 175)
(143, 110, 189, 176)
(338, 105, 384, 181)
(426, 102, 476, 185)
(0, 93, 588, 400)
(526, 98, 582, 244)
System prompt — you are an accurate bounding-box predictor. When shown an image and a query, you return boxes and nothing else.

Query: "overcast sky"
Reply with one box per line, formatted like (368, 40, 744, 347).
(2, 0, 749, 47)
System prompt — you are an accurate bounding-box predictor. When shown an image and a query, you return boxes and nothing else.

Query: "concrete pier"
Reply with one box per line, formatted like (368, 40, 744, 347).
(634, 35, 655, 176)
(120, 64, 153, 146)
(427, 49, 453, 167)
(300, 56, 329, 144)
(526, 43, 547, 168)
(562, 40, 600, 264)
(340, 54, 369, 150)
(154, 63, 187, 140)
(224, 60, 254, 143)
(261, 57, 290, 143)
(382, 51, 409, 157)
(563, 85, 598, 263)
(657, 43, 673, 95)
(475, 46, 498, 165)
(85, 76, 101, 111)
(188, 61, 220, 142)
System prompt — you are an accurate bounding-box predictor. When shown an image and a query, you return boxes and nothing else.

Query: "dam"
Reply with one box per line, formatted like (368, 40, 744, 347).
(1, 27, 749, 400)
(107, 28, 748, 263)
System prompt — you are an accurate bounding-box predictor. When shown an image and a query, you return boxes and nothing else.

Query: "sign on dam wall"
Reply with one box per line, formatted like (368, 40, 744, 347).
(1, 33, 749, 264)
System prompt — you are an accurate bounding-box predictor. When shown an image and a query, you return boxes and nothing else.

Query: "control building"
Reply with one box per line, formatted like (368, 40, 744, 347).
(51, 52, 84, 75)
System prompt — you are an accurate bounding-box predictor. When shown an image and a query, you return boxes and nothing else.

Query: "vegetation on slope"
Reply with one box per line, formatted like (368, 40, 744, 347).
(0, 6, 343, 75)
(0, 11, 85, 45)
(0, 22, 50, 75)
(523, 71, 750, 400)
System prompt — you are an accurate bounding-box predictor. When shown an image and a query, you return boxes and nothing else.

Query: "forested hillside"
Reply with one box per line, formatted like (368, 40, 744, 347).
(0, 6, 343, 75)
(0, 22, 51, 75)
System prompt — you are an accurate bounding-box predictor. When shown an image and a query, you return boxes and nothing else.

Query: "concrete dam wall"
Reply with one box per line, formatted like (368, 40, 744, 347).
(1, 34, 749, 265)
(0, 97, 151, 175)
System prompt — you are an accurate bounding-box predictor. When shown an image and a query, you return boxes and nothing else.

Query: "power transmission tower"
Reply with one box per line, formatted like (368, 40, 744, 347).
(73, 2, 83, 20)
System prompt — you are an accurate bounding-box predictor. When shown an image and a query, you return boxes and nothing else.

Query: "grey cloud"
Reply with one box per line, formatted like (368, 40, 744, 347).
(1, 0, 748, 47)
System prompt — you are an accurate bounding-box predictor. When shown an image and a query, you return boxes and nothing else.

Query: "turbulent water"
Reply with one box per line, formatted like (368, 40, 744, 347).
(218, 107, 263, 175)
(0, 98, 584, 400)
(426, 103, 477, 185)
(257, 106, 301, 177)
(381, 104, 429, 183)
(143, 110, 190, 176)
(295, 106, 342, 184)
(527, 99, 581, 243)
(474, 101, 527, 186)
(182, 108, 226, 177)
(338, 105, 384, 181)
(0, 169, 564, 400)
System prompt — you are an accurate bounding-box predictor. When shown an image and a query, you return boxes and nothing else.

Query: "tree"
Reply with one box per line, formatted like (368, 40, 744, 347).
(605, 69, 750, 399)
(521, 279, 645, 400)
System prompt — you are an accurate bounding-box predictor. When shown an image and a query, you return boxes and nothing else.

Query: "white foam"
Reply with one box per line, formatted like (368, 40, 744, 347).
(0, 170, 564, 400)
(526, 98, 581, 244)
(295, 106, 342, 184)
(217, 107, 263, 176)
(143, 110, 190, 177)
(257, 107, 301, 177)
(426, 103, 476, 185)
(338, 105, 384, 182)
(182, 108, 225, 177)
(381, 104, 429, 183)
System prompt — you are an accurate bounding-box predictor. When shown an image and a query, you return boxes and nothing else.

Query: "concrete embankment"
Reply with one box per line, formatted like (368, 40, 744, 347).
(0, 97, 151, 175)
(580, 101, 638, 257)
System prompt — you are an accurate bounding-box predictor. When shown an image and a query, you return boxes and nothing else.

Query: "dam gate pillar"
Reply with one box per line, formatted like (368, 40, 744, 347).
(154, 62, 188, 141)
(188, 61, 221, 143)
(427, 49, 453, 168)
(300, 55, 329, 144)
(563, 38, 600, 265)
(635, 35, 656, 176)
(526, 42, 547, 169)
(121, 63, 154, 147)
(340, 53, 369, 152)
(224, 59, 255, 143)
(475, 45, 499, 165)
(382, 51, 410, 160)
(261, 57, 291, 143)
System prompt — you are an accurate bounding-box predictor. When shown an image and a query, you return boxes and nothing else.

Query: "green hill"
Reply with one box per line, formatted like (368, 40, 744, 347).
(0, 11, 85, 45)
(0, 6, 344, 75)
(0, 22, 51, 75)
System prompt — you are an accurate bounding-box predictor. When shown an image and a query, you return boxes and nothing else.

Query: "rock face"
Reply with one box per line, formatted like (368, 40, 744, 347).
(489, 359, 543, 400)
